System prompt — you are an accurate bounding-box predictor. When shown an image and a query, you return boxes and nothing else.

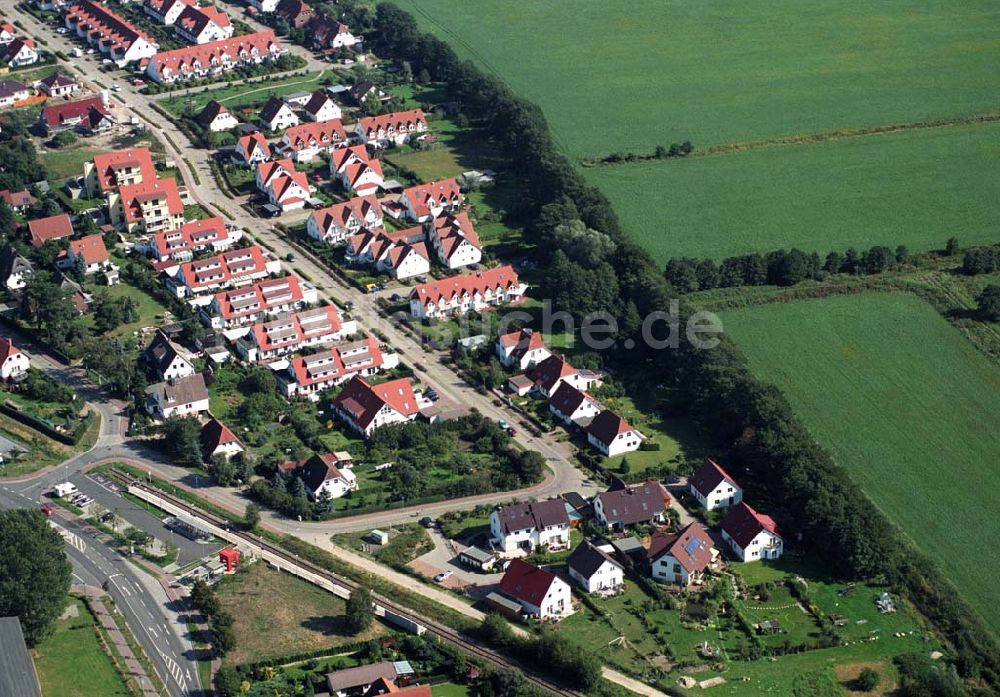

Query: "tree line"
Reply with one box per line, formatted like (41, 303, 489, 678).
(371, 3, 1000, 690)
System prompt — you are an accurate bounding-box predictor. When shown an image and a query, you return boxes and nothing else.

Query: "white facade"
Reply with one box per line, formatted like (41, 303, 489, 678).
(435, 236, 481, 269)
(0, 347, 29, 379)
(549, 394, 600, 427)
(489, 512, 569, 554)
(376, 247, 429, 280)
(160, 354, 195, 381)
(651, 554, 696, 586)
(569, 559, 624, 596)
(723, 529, 783, 563)
(246, 0, 279, 12)
(691, 479, 743, 511)
(519, 576, 572, 620)
(205, 110, 239, 132)
(314, 468, 357, 499)
(6, 43, 38, 67)
(587, 427, 643, 457)
(306, 98, 341, 123)
(261, 103, 298, 131)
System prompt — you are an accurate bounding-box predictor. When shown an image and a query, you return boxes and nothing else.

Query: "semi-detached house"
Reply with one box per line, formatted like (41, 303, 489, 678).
(331, 375, 420, 437)
(168, 245, 280, 297)
(346, 226, 430, 281)
(428, 212, 482, 269)
(276, 120, 347, 162)
(142, 217, 238, 261)
(495, 328, 551, 371)
(489, 499, 570, 553)
(306, 195, 383, 246)
(399, 178, 463, 223)
(174, 4, 232, 44)
(355, 109, 426, 147)
(143, 0, 196, 26)
(277, 336, 397, 400)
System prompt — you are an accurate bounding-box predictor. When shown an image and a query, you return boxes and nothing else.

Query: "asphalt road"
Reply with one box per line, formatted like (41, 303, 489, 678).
(0, 485, 202, 697)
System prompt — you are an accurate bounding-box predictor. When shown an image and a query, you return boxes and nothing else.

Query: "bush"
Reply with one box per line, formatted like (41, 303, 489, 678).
(856, 667, 879, 692)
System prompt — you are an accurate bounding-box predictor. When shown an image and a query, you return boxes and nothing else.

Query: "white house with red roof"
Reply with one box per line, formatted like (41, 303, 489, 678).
(306, 196, 383, 246)
(282, 453, 357, 499)
(720, 502, 783, 562)
(266, 170, 311, 212)
(84, 147, 157, 198)
(40, 95, 114, 135)
(548, 383, 601, 427)
(142, 217, 238, 261)
(495, 328, 551, 371)
(108, 177, 185, 234)
(277, 337, 397, 400)
(399, 178, 463, 223)
(236, 305, 354, 362)
(255, 158, 296, 192)
(328, 144, 383, 196)
(346, 227, 429, 281)
(688, 458, 743, 511)
(428, 212, 482, 269)
(143, 0, 196, 26)
(277, 120, 347, 162)
(0, 337, 29, 380)
(168, 245, 280, 297)
(199, 274, 317, 329)
(498, 559, 573, 620)
(146, 31, 284, 83)
(355, 109, 427, 148)
(174, 4, 232, 44)
(233, 132, 271, 166)
(648, 523, 716, 587)
(4, 38, 39, 67)
(200, 416, 244, 461)
(64, 1, 158, 66)
(0, 21, 17, 44)
(58, 234, 114, 277)
(586, 410, 644, 457)
(408, 265, 525, 320)
(529, 355, 603, 398)
(331, 375, 420, 437)
(303, 90, 342, 122)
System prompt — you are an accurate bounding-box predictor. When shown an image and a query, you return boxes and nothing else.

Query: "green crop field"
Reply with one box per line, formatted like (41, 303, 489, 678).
(720, 293, 1000, 635)
(397, 0, 999, 157)
(585, 121, 1000, 261)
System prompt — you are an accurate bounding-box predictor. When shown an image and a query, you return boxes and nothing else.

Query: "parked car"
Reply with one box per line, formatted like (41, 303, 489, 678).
(111, 83, 121, 92)
(285, 253, 295, 262)
(433, 571, 452, 583)
(40, 505, 54, 517)
(420, 517, 435, 528)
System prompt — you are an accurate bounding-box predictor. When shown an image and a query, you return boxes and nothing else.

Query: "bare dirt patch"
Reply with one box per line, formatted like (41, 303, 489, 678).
(834, 660, 895, 696)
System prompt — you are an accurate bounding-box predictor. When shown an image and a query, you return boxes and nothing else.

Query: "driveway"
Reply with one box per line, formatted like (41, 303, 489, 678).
(408, 527, 504, 588)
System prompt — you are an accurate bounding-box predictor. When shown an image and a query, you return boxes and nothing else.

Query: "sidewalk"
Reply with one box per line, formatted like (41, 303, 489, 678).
(73, 585, 161, 697)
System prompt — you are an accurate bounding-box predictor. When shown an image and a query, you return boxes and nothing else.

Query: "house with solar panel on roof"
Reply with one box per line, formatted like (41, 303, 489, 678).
(647, 523, 716, 587)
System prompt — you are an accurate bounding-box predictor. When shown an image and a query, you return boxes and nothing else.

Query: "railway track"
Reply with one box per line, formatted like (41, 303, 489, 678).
(108, 470, 583, 697)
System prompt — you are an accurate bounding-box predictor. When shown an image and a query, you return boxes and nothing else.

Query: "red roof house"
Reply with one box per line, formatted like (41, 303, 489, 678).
(331, 375, 419, 437)
(719, 502, 784, 562)
(497, 559, 573, 619)
(27, 214, 73, 248)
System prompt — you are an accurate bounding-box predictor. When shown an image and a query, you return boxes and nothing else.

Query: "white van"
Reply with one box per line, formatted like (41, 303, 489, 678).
(53, 482, 78, 498)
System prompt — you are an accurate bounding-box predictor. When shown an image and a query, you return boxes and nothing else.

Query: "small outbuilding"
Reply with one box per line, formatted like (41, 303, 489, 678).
(458, 546, 497, 571)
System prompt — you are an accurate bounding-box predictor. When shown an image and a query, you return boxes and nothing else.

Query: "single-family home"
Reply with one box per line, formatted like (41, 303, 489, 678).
(0, 80, 29, 108)
(399, 178, 462, 223)
(0, 337, 30, 379)
(265, 170, 310, 212)
(720, 502, 783, 562)
(196, 100, 239, 132)
(143, 328, 195, 381)
(498, 559, 573, 620)
(428, 211, 482, 269)
(0, 21, 16, 44)
(108, 177, 185, 234)
(355, 109, 427, 147)
(548, 383, 601, 427)
(198, 274, 317, 329)
(63, 1, 159, 66)
(586, 410, 644, 458)
(143, 0, 196, 25)
(200, 416, 245, 461)
(236, 304, 354, 362)
(0, 247, 33, 290)
(278, 337, 396, 400)
(688, 458, 743, 511)
(324, 662, 413, 697)
(40, 96, 114, 135)
(255, 157, 295, 192)
(58, 234, 117, 280)
(648, 523, 715, 587)
(259, 96, 298, 132)
(146, 31, 284, 84)
(530, 355, 603, 398)
(593, 481, 669, 530)
(306, 195, 382, 245)
(302, 90, 342, 122)
(233, 132, 271, 166)
(567, 541, 624, 595)
(311, 19, 359, 50)
(27, 214, 73, 248)
(489, 499, 570, 553)
(331, 375, 420, 437)
(174, 4, 232, 44)
(84, 147, 157, 198)
(37, 72, 78, 98)
(145, 372, 210, 420)
(276, 120, 347, 162)
(495, 328, 551, 371)
(408, 265, 526, 320)
(275, 0, 314, 30)
(4, 38, 39, 67)
(0, 189, 35, 213)
(282, 452, 357, 499)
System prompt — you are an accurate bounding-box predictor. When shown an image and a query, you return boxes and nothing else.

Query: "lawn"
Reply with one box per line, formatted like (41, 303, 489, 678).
(215, 562, 385, 665)
(33, 598, 132, 697)
(80, 281, 174, 338)
(586, 120, 1000, 261)
(396, 0, 999, 158)
(720, 293, 1000, 635)
(39, 145, 101, 182)
(332, 523, 433, 568)
(0, 410, 100, 477)
(432, 683, 473, 697)
(158, 70, 331, 116)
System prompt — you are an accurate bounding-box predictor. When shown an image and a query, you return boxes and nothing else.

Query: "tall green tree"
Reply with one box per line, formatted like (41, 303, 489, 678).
(159, 416, 204, 466)
(345, 587, 373, 633)
(977, 285, 1000, 322)
(0, 509, 72, 645)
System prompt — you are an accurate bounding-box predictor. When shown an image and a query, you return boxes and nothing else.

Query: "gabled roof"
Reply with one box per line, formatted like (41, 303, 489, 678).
(401, 178, 462, 219)
(175, 4, 230, 37)
(595, 481, 668, 526)
(0, 189, 35, 208)
(325, 662, 399, 693)
(146, 372, 208, 406)
(4, 37, 36, 61)
(268, 170, 309, 201)
(409, 265, 520, 307)
(213, 274, 304, 320)
(41, 96, 111, 129)
(259, 95, 294, 124)
(720, 502, 782, 549)
(494, 499, 569, 536)
(153, 217, 229, 256)
(179, 245, 268, 290)
(303, 90, 336, 117)
(586, 410, 639, 447)
(256, 157, 294, 185)
(0, 246, 32, 281)
(117, 177, 183, 222)
(358, 109, 425, 137)
(330, 144, 369, 173)
(150, 31, 282, 78)
(333, 375, 418, 429)
(689, 458, 739, 498)
(68, 234, 108, 265)
(200, 416, 243, 456)
(499, 559, 560, 606)
(90, 147, 156, 193)
(236, 131, 269, 159)
(531, 355, 576, 394)
(647, 523, 714, 573)
(288, 337, 383, 388)
(249, 304, 342, 352)
(297, 452, 351, 492)
(282, 119, 346, 151)
(0, 80, 28, 99)
(548, 382, 597, 418)
(0, 337, 23, 365)
(144, 328, 187, 374)
(432, 211, 480, 259)
(309, 195, 381, 234)
(196, 100, 233, 126)
(27, 214, 73, 247)
(39, 72, 76, 89)
(64, 1, 153, 51)
(567, 540, 622, 579)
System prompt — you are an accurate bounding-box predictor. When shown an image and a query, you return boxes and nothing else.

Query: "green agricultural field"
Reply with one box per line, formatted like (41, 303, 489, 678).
(585, 120, 1000, 261)
(720, 293, 1000, 635)
(397, 0, 999, 158)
